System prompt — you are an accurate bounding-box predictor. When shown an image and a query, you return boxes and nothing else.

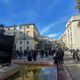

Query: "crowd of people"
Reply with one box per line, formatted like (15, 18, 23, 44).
(53, 48, 64, 64)
(70, 49, 80, 61)
(15, 49, 50, 61)
(12, 48, 64, 64)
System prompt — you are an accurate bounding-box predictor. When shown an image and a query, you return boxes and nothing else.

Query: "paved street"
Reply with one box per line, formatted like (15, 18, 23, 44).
(64, 51, 80, 80)
(57, 51, 72, 80)
(37, 54, 53, 61)
(13, 51, 80, 80)
(17, 54, 54, 62)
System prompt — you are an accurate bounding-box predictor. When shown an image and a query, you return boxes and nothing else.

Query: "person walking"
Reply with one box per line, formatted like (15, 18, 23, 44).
(73, 49, 76, 59)
(60, 49, 64, 64)
(45, 50, 48, 58)
(40, 50, 44, 58)
(27, 50, 32, 61)
(76, 49, 80, 61)
(53, 49, 59, 64)
(32, 50, 37, 61)
(19, 50, 23, 59)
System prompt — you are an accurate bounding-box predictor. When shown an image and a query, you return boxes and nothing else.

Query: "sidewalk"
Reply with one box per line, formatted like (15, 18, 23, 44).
(57, 51, 74, 80)
(58, 64, 71, 80)
(64, 51, 80, 80)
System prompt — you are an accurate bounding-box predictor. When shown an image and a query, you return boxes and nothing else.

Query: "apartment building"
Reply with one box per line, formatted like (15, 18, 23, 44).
(4, 24, 41, 51)
(60, 32, 67, 48)
(60, 15, 80, 49)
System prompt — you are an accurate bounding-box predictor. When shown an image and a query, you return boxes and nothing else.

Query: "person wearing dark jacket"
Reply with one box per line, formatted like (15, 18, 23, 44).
(27, 50, 32, 61)
(32, 50, 37, 61)
(53, 48, 64, 64)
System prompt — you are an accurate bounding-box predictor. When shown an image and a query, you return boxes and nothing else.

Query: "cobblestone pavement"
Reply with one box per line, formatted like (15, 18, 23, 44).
(64, 51, 80, 80)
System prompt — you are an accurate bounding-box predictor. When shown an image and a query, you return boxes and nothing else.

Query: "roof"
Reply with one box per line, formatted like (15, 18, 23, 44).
(66, 15, 80, 29)
(5, 23, 35, 28)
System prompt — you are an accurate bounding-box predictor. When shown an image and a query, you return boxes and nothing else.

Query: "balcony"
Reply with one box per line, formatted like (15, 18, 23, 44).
(34, 37, 41, 42)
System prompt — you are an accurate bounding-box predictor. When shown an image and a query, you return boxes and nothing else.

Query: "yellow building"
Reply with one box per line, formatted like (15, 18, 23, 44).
(4, 24, 41, 51)
(60, 15, 80, 49)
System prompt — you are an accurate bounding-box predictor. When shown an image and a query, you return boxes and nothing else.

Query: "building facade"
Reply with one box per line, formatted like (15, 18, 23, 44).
(60, 15, 80, 49)
(4, 24, 41, 51)
(41, 36, 57, 50)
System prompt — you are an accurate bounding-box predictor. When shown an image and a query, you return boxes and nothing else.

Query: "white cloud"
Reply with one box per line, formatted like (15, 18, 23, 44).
(47, 33, 60, 38)
(41, 15, 69, 35)
(41, 23, 57, 35)
(46, 0, 60, 11)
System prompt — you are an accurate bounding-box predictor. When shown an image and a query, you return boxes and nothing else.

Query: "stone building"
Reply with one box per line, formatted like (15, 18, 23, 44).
(4, 24, 41, 51)
(60, 15, 80, 49)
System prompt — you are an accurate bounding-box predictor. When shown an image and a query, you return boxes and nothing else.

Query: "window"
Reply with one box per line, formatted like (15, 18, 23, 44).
(14, 27, 16, 30)
(8, 28, 10, 30)
(70, 32, 72, 37)
(71, 38, 72, 42)
(20, 32, 23, 34)
(20, 41, 22, 45)
(14, 32, 16, 35)
(27, 26, 29, 28)
(77, 21, 80, 27)
(27, 31, 29, 36)
(68, 34, 69, 38)
(70, 27, 71, 30)
(27, 41, 29, 44)
(20, 26, 22, 29)
(68, 29, 69, 32)
(15, 41, 17, 43)
(20, 46, 22, 50)
(27, 46, 29, 50)
(20, 32, 23, 39)
(14, 44, 16, 50)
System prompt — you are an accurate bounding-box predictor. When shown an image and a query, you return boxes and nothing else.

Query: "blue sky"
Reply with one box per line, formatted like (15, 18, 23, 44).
(0, 0, 77, 38)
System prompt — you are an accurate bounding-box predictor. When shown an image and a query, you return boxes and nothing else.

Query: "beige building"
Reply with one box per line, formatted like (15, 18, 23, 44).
(4, 24, 41, 51)
(60, 32, 67, 48)
(60, 15, 80, 49)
